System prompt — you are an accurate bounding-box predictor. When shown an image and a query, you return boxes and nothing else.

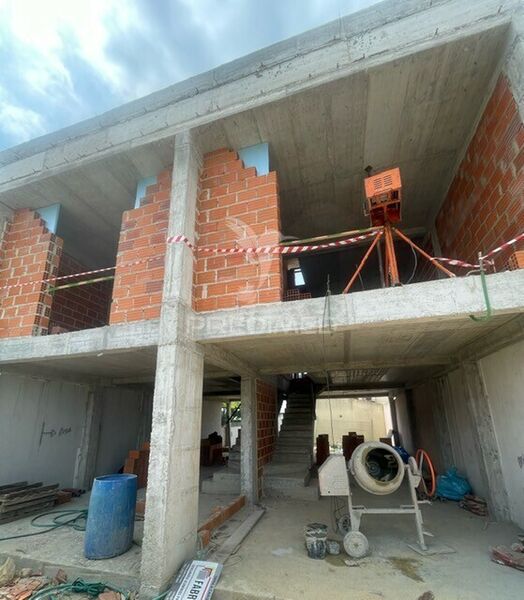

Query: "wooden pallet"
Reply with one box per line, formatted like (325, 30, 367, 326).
(0, 482, 58, 524)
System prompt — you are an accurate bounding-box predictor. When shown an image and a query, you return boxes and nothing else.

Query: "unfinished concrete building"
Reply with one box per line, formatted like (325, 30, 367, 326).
(0, 0, 523, 597)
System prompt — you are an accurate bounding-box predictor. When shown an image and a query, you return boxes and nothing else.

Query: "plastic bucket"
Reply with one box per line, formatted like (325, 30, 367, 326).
(84, 474, 137, 559)
(304, 522, 328, 559)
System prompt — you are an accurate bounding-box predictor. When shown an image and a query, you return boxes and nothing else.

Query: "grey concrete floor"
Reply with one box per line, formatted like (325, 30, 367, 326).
(0, 489, 240, 591)
(213, 487, 524, 600)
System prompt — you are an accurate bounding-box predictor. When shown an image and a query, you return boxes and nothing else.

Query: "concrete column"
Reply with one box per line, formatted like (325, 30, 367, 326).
(462, 361, 510, 520)
(140, 130, 204, 598)
(0, 205, 13, 247)
(72, 386, 103, 489)
(240, 377, 258, 504)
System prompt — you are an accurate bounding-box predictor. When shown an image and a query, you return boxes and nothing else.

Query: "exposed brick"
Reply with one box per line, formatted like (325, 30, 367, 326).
(256, 379, 278, 494)
(436, 76, 524, 268)
(109, 169, 171, 324)
(0, 209, 62, 338)
(194, 148, 283, 311)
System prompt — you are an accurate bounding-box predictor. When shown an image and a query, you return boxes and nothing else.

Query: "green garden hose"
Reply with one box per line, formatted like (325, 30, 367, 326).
(0, 509, 87, 541)
(30, 579, 129, 600)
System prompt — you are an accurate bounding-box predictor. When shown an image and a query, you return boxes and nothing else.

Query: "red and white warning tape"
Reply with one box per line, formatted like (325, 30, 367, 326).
(432, 232, 524, 269)
(1, 230, 522, 293)
(166, 230, 379, 254)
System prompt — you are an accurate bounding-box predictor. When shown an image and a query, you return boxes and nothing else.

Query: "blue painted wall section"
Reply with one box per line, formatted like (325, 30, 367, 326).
(135, 176, 158, 209)
(238, 142, 269, 175)
(36, 203, 61, 234)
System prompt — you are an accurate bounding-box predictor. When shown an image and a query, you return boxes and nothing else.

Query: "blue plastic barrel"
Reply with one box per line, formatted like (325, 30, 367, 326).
(84, 473, 137, 559)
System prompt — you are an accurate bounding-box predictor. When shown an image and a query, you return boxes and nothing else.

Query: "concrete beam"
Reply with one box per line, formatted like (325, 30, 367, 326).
(194, 271, 524, 343)
(259, 356, 452, 375)
(0, 0, 518, 192)
(203, 343, 258, 378)
(0, 320, 159, 364)
(504, 6, 524, 120)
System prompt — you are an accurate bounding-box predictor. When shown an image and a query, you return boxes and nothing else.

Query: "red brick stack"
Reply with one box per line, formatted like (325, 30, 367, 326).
(0, 209, 62, 338)
(436, 75, 524, 269)
(193, 148, 283, 312)
(109, 169, 171, 324)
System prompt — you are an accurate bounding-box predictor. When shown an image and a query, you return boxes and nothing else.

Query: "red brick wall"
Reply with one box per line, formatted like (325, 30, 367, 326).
(109, 169, 170, 324)
(257, 380, 278, 484)
(194, 148, 283, 312)
(48, 253, 112, 332)
(0, 209, 62, 338)
(436, 75, 524, 268)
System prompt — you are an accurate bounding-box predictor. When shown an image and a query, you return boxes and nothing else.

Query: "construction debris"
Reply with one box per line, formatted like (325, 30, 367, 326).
(460, 494, 488, 517)
(491, 545, 524, 571)
(0, 559, 15, 588)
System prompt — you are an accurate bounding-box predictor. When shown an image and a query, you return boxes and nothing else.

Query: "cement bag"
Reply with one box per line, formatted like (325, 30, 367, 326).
(436, 467, 471, 501)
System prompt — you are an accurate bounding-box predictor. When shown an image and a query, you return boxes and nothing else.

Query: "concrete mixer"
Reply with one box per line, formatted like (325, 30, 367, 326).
(318, 442, 431, 558)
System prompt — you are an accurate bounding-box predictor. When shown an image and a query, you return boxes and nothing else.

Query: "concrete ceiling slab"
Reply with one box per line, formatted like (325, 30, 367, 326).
(211, 313, 519, 386)
(0, 138, 175, 267)
(198, 29, 507, 239)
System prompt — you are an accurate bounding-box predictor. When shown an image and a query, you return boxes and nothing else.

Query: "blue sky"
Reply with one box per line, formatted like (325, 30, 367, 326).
(0, 0, 378, 151)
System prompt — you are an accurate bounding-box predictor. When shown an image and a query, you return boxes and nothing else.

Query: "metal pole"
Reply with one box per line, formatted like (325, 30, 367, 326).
(384, 223, 400, 286)
(343, 230, 384, 293)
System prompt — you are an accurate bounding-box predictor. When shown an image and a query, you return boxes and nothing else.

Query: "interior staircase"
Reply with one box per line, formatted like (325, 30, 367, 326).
(263, 381, 319, 500)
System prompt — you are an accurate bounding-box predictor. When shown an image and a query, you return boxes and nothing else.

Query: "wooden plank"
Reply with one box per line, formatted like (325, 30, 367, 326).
(0, 500, 55, 524)
(0, 484, 57, 503)
(0, 493, 58, 513)
(0, 490, 58, 510)
(0, 483, 43, 499)
(0, 481, 28, 492)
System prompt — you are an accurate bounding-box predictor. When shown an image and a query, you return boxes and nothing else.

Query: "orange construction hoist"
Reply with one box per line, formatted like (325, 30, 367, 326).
(343, 167, 455, 293)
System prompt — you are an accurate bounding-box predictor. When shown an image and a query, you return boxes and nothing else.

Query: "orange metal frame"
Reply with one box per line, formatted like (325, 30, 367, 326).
(344, 168, 455, 293)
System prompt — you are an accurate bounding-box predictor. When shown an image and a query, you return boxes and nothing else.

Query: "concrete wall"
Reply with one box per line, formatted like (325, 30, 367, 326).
(480, 339, 524, 528)
(315, 397, 388, 446)
(408, 344, 524, 527)
(200, 399, 223, 438)
(410, 372, 489, 498)
(394, 392, 414, 454)
(0, 372, 89, 487)
(94, 387, 152, 477)
(0, 373, 152, 488)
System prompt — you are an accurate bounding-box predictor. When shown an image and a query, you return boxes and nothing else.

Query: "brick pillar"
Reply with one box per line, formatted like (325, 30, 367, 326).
(193, 148, 283, 311)
(0, 209, 62, 338)
(109, 170, 171, 324)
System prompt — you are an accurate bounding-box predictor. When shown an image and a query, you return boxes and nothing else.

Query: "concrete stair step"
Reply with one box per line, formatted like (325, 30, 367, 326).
(278, 434, 313, 442)
(280, 423, 313, 431)
(273, 450, 312, 460)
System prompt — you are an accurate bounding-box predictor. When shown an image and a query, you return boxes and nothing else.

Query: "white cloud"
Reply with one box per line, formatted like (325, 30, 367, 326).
(0, 91, 46, 142)
(0, 0, 381, 149)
